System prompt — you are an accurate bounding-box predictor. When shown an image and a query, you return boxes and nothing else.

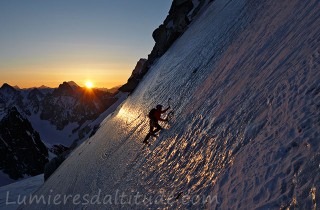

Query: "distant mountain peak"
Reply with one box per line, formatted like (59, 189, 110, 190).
(53, 82, 74, 96)
(0, 83, 17, 93)
(67, 81, 80, 90)
(29, 87, 43, 96)
(39, 85, 50, 89)
(1, 83, 13, 89)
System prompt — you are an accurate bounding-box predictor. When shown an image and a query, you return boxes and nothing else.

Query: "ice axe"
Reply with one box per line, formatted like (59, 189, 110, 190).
(166, 98, 174, 121)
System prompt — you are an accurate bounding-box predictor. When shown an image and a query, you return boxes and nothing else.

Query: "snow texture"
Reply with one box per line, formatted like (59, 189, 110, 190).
(16, 0, 320, 209)
(0, 174, 43, 210)
(28, 113, 79, 147)
(0, 172, 14, 188)
(74, 92, 129, 146)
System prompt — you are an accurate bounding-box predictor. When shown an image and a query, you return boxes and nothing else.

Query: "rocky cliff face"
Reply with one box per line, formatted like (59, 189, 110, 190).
(0, 83, 25, 114)
(0, 107, 48, 180)
(26, 88, 45, 114)
(119, 0, 213, 92)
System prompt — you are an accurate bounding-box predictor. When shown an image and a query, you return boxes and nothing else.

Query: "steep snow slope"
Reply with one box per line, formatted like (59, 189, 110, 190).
(19, 0, 319, 209)
(0, 174, 43, 210)
(70, 92, 129, 147)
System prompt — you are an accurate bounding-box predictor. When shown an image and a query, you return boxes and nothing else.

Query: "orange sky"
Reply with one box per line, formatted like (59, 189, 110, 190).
(0, 1, 172, 89)
(0, 59, 134, 88)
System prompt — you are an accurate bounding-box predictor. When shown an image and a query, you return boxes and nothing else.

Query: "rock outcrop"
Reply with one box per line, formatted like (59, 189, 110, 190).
(119, 58, 147, 92)
(120, 0, 213, 93)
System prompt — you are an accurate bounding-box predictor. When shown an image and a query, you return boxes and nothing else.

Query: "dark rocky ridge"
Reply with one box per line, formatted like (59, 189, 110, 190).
(120, 0, 213, 92)
(0, 107, 49, 180)
(119, 59, 147, 92)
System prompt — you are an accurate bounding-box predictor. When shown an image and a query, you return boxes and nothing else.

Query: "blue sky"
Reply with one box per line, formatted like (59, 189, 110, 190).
(0, 0, 172, 88)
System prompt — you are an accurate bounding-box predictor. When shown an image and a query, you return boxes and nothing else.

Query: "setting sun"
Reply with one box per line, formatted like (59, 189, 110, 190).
(85, 81, 94, 89)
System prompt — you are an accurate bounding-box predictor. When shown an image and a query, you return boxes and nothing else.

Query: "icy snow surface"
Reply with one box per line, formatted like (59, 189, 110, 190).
(19, 0, 319, 209)
(0, 174, 43, 210)
(28, 113, 79, 146)
(75, 92, 129, 146)
(0, 172, 14, 189)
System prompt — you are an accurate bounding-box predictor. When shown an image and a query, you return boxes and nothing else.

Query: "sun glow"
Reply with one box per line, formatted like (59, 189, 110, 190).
(85, 81, 94, 89)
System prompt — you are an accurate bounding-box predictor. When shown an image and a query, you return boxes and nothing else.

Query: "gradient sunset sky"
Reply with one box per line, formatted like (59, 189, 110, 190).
(0, 0, 172, 88)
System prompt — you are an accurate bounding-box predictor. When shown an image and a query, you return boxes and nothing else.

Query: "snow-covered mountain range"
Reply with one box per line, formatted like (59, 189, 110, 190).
(0, 81, 118, 145)
(0, 81, 123, 186)
(1, 0, 319, 209)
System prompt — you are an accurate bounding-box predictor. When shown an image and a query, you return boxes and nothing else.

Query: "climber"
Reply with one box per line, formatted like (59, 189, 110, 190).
(143, 104, 170, 145)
